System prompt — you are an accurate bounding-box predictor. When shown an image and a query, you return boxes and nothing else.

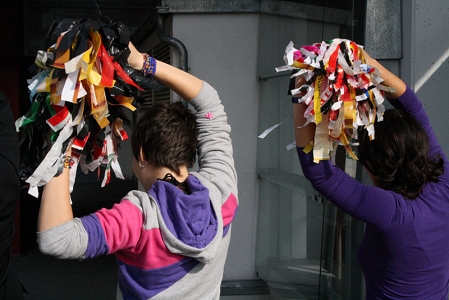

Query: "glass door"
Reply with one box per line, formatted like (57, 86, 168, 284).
(255, 0, 367, 298)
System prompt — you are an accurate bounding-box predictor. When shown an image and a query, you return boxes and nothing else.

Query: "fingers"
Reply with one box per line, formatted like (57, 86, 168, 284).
(127, 42, 144, 70)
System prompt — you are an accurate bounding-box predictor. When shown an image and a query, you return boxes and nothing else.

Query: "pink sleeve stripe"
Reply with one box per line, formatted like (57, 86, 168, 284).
(222, 193, 238, 227)
(95, 200, 143, 254)
(115, 228, 185, 270)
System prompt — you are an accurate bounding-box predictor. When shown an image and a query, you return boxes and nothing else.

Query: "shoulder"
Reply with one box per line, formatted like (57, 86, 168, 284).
(190, 172, 238, 207)
(121, 190, 150, 207)
(189, 81, 220, 112)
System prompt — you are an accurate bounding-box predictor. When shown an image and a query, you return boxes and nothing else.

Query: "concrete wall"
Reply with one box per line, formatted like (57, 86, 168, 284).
(364, 0, 449, 151)
(402, 0, 449, 155)
(172, 13, 261, 280)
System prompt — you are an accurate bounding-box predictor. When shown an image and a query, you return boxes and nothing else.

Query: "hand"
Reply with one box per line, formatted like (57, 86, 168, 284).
(127, 42, 144, 70)
(294, 75, 307, 98)
(361, 48, 373, 66)
(361, 48, 406, 98)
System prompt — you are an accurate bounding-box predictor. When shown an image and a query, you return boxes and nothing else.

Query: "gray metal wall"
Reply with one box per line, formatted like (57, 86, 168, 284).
(172, 13, 261, 281)
(402, 0, 449, 155)
(367, 0, 449, 155)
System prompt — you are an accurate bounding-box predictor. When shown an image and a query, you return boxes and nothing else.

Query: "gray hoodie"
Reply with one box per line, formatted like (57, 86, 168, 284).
(37, 82, 239, 299)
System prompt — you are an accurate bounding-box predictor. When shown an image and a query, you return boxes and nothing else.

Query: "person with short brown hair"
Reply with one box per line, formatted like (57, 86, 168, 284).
(37, 42, 239, 299)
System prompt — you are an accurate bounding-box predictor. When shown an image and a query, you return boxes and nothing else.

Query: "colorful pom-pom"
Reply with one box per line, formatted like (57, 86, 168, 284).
(276, 38, 393, 162)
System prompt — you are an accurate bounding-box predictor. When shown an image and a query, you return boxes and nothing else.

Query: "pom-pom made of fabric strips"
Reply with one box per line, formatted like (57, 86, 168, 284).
(276, 39, 394, 163)
(15, 17, 163, 197)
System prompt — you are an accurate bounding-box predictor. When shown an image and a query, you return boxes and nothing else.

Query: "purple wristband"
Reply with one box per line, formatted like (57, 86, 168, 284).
(141, 53, 157, 77)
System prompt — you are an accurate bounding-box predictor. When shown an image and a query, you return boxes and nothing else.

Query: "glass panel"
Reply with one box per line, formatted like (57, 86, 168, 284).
(256, 183, 338, 299)
(256, 0, 367, 298)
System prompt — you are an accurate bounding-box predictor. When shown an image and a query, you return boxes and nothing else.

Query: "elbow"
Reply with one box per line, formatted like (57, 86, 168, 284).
(37, 239, 59, 257)
(301, 169, 315, 182)
(37, 237, 64, 258)
(36, 220, 88, 259)
(37, 235, 85, 259)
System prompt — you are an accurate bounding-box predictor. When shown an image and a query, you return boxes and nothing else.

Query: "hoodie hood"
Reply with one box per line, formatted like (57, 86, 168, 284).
(148, 175, 220, 262)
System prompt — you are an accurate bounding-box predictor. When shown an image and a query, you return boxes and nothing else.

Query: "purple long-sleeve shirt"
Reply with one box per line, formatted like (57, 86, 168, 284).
(297, 87, 449, 299)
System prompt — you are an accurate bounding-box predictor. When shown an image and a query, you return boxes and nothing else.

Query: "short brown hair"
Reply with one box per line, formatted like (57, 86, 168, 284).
(131, 101, 197, 175)
(357, 108, 444, 199)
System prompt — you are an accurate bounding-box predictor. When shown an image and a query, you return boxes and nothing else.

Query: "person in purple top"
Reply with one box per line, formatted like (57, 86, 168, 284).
(293, 49, 449, 299)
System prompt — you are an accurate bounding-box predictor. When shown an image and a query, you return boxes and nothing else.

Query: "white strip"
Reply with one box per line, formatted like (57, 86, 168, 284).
(258, 115, 292, 139)
(415, 47, 449, 92)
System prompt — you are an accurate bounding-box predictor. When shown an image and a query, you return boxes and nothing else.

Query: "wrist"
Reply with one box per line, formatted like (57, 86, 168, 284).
(141, 53, 157, 77)
(128, 49, 144, 70)
(131, 57, 143, 70)
(54, 155, 74, 177)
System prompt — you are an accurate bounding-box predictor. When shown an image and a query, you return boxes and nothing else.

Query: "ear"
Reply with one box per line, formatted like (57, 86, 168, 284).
(139, 148, 146, 163)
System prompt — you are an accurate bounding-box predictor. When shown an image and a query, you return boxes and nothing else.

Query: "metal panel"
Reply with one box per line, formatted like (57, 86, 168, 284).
(260, 0, 352, 25)
(159, 0, 352, 25)
(22, 1, 157, 56)
(25, 0, 159, 9)
(364, 0, 402, 59)
(159, 0, 260, 13)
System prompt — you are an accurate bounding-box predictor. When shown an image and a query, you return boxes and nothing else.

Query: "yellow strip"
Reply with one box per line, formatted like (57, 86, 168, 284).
(339, 132, 358, 160)
(303, 143, 313, 154)
(73, 97, 85, 126)
(293, 61, 316, 71)
(93, 113, 110, 129)
(45, 69, 54, 93)
(78, 46, 94, 81)
(314, 77, 322, 124)
(109, 97, 137, 112)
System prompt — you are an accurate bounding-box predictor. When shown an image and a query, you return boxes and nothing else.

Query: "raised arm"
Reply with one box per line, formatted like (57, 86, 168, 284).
(129, 42, 237, 193)
(293, 76, 316, 148)
(38, 151, 73, 231)
(362, 49, 406, 99)
(293, 103, 316, 147)
(363, 49, 433, 132)
(128, 42, 203, 101)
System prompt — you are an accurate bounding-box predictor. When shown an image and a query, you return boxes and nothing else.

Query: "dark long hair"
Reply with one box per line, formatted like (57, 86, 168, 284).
(357, 109, 444, 199)
(131, 101, 197, 175)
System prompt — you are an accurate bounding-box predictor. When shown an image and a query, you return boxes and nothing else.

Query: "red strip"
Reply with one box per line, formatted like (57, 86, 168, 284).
(97, 43, 115, 87)
(73, 132, 91, 150)
(326, 44, 340, 73)
(113, 61, 144, 91)
(47, 105, 69, 127)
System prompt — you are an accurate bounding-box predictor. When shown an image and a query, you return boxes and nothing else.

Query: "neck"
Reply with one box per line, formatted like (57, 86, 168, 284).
(143, 165, 189, 191)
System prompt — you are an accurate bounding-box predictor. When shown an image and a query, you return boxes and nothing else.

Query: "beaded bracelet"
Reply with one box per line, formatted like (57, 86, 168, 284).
(141, 53, 157, 77)
(63, 155, 74, 169)
(54, 155, 74, 177)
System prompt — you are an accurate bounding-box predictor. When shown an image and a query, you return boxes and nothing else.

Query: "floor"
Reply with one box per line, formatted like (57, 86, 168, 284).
(15, 251, 270, 300)
(15, 251, 118, 299)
